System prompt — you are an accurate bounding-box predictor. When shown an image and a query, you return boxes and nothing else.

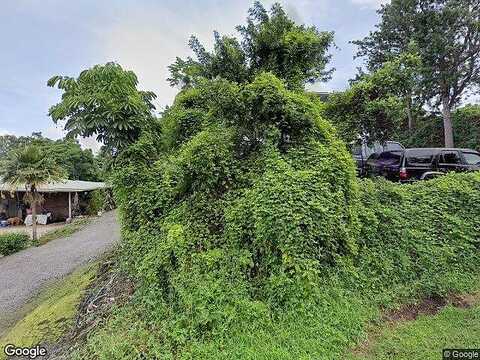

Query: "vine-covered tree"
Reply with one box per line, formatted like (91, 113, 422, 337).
(48, 63, 157, 154)
(354, 0, 480, 147)
(168, 1, 334, 90)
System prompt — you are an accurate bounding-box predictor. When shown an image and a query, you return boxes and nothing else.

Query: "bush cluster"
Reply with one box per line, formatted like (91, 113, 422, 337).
(0, 233, 29, 256)
(75, 73, 480, 359)
(77, 73, 360, 357)
(85, 189, 115, 215)
(348, 173, 480, 304)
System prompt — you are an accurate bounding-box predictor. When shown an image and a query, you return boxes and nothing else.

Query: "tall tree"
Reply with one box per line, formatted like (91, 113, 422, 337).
(48, 63, 157, 154)
(168, 1, 334, 90)
(326, 53, 420, 143)
(0, 145, 65, 241)
(354, 0, 480, 147)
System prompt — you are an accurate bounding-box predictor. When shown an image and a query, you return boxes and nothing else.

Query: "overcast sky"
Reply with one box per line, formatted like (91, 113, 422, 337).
(0, 0, 387, 150)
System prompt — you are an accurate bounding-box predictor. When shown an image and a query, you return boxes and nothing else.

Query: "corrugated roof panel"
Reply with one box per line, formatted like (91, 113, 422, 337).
(0, 180, 107, 193)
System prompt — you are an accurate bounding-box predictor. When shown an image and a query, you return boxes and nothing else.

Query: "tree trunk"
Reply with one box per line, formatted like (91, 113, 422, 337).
(31, 188, 37, 242)
(441, 96, 454, 148)
(406, 97, 414, 131)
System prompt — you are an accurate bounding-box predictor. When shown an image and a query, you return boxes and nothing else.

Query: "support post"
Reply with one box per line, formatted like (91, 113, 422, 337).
(68, 192, 72, 219)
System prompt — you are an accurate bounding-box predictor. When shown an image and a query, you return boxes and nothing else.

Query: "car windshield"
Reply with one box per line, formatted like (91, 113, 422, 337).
(462, 152, 480, 165)
(406, 149, 436, 166)
(363, 144, 379, 158)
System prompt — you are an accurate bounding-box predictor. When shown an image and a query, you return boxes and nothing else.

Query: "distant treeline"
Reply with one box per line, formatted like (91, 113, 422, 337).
(0, 133, 104, 181)
(396, 104, 480, 150)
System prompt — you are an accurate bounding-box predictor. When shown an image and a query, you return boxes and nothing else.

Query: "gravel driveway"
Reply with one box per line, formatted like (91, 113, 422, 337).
(0, 211, 119, 334)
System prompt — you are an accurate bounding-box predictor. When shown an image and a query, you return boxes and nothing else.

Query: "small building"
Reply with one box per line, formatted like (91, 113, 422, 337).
(0, 180, 107, 222)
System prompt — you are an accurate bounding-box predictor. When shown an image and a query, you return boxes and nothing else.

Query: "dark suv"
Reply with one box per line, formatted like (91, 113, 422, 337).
(366, 148, 480, 182)
(352, 141, 404, 177)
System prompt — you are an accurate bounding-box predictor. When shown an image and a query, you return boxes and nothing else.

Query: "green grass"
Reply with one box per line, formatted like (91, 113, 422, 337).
(37, 217, 93, 246)
(0, 264, 97, 357)
(348, 293, 480, 360)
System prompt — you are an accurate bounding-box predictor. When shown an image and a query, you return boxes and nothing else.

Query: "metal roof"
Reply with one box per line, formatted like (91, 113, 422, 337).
(404, 148, 480, 154)
(0, 180, 107, 193)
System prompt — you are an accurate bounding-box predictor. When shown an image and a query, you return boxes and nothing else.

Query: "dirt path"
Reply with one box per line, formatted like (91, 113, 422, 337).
(0, 211, 120, 335)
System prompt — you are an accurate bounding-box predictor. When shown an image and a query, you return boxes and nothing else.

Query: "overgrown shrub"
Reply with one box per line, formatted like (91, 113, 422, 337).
(0, 233, 29, 255)
(73, 72, 361, 358)
(75, 173, 480, 359)
(452, 105, 480, 150)
(346, 172, 480, 304)
(74, 76, 480, 359)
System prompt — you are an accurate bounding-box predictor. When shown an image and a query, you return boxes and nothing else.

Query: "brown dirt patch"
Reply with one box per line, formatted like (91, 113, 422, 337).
(382, 291, 480, 324)
(383, 295, 447, 322)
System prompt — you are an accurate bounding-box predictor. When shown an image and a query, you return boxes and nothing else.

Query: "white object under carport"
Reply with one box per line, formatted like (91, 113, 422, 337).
(25, 214, 50, 226)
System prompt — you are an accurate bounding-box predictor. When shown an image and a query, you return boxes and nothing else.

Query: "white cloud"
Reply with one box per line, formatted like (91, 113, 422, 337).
(350, 0, 389, 9)
(0, 129, 12, 136)
(42, 124, 102, 153)
(41, 124, 65, 140)
(282, 0, 328, 24)
(78, 136, 102, 154)
(98, 1, 280, 109)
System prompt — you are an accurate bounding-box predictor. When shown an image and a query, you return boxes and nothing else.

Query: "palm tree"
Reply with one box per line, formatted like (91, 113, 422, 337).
(0, 145, 65, 241)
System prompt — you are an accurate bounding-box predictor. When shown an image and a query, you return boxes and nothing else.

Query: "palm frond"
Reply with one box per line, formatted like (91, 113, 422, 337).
(0, 145, 67, 191)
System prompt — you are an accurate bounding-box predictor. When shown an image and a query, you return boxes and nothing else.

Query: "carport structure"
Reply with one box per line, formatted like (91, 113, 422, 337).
(0, 180, 107, 221)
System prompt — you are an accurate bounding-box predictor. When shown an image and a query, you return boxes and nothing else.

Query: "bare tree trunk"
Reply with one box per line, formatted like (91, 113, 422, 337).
(406, 97, 414, 131)
(441, 96, 454, 148)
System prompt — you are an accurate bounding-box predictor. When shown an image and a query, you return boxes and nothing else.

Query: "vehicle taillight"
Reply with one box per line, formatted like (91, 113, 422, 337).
(399, 167, 408, 180)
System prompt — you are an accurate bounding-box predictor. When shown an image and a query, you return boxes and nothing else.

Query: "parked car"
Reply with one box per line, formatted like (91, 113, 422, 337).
(352, 141, 405, 177)
(366, 147, 480, 182)
(365, 150, 404, 180)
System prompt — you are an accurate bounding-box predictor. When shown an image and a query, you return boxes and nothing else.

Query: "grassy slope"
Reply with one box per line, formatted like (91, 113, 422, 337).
(348, 293, 480, 360)
(0, 264, 97, 357)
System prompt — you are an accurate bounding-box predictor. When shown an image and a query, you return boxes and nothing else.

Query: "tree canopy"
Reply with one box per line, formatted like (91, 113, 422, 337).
(354, 0, 480, 147)
(0, 144, 65, 190)
(0, 133, 101, 181)
(168, 1, 334, 90)
(48, 62, 157, 153)
(396, 104, 480, 149)
(325, 53, 421, 143)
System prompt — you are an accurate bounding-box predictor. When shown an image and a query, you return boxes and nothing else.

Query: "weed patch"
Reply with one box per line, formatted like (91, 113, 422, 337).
(0, 233, 29, 255)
